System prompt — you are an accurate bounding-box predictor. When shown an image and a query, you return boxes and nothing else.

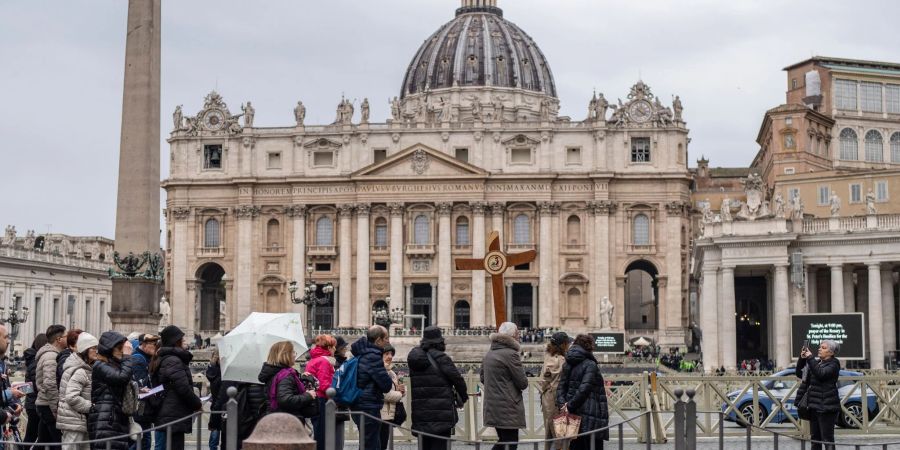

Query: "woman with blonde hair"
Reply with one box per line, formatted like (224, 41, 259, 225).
(539, 332, 570, 450)
(258, 341, 317, 427)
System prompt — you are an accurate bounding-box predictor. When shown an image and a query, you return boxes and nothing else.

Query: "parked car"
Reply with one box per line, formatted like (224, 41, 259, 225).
(721, 368, 878, 428)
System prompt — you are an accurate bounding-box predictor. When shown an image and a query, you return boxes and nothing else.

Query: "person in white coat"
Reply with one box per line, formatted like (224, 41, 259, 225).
(58, 333, 99, 450)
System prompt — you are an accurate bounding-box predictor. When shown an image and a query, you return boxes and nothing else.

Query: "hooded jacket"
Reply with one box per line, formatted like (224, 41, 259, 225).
(408, 340, 467, 435)
(305, 346, 336, 398)
(57, 352, 92, 432)
(35, 343, 61, 413)
(258, 363, 316, 420)
(349, 337, 393, 411)
(88, 332, 134, 450)
(556, 344, 608, 439)
(24, 346, 39, 410)
(152, 346, 202, 434)
(797, 355, 841, 413)
(480, 333, 529, 429)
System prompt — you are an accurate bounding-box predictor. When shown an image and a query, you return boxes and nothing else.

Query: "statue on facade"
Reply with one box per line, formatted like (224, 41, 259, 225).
(599, 296, 614, 329)
(294, 101, 306, 126)
(791, 194, 804, 220)
(742, 173, 765, 218)
(159, 297, 171, 328)
(720, 198, 733, 222)
(23, 230, 35, 249)
(773, 191, 785, 218)
(654, 97, 674, 125)
(241, 102, 255, 128)
(539, 97, 552, 121)
(700, 199, 715, 223)
(390, 96, 401, 121)
(866, 188, 877, 215)
(588, 93, 597, 121)
(173, 105, 183, 130)
(360, 98, 370, 123)
(829, 191, 841, 217)
(75, 242, 85, 259)
(439, 97, 452, 123)
(491, 95, 505, 122)
(673, 95, 683, 122)
(470, 97, 483, 122)
(334, 97, 354, 124)
(595, 93, 608, 121)
(184, 115, 199, 136)
(3, 226, 16, 246)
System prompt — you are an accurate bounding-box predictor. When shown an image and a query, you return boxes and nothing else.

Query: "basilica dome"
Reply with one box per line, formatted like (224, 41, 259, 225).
(400, 0, 557, 99)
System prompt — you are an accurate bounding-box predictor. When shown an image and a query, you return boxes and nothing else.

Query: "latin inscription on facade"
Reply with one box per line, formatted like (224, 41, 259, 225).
(237, 182, 599, 197)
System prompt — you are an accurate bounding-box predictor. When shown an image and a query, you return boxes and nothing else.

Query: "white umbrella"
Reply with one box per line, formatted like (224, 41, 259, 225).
(218, 312, 308, 383)
(632, 336, 652, 347)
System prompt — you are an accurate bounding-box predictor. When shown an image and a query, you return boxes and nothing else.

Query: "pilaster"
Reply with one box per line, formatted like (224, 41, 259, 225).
(470, 202, 487, 328)
(437, 202, 453, 328)
(355, 203, 371, 328)
(338, 204, 354, 328)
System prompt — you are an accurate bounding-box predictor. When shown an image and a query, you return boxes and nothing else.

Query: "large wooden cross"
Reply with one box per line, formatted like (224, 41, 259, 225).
(455, 231, 537, 327)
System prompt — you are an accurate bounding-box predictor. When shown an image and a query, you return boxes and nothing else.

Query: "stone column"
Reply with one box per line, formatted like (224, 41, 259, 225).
(337, 204, 354, 328)
(470, 202, 487, 328)
(389, 204, 405, 315)
(615, 277, 626, 330)
(235, 206, 257, 322)
(829, 264, 845, 313)
(882, 268, 896, 355)
(700, 267, 719, 372)
(538, 202, 553, 328)
(430, 282, 437, 327)
(288, 205, 307, 315)
(170, 208, 190, 331)
(843, 269, 855, 312)
(437, 202, 453, 328)
(868, 264, 885, 369)
(550, 203, 561, 326)
(721, 266, 737, 371)
(355, 204, 371, 328)
(774, 264, 791, 369)
(807, 267, 818, 313)
(405, 284, 413, 328)
(664, 202, 685, 334)
(490, 203, 505, 251)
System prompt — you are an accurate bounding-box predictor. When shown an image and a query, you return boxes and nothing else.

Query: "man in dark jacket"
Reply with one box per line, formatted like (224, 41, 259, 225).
(35, 324, 66, 445)
(556, 334, 609, 450)
(23, 333, 47, 447)
(350, 326, 393, 450)
(130, 334, 159, 450)
(408, 326, 467, 450)
(152, 325, 202, 450)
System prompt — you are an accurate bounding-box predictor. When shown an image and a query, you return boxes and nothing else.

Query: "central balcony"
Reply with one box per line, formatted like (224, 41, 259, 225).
(197, 247, 224, 258)
(307, 245, 337, 258)
(405, 243, 435, 257)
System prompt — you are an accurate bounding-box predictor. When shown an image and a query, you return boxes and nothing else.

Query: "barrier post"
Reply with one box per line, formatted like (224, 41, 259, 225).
(685, 389, 697, 450)
(325, 388, 337, 450)
(225, 386, 238, 450)
(673, 388, 685, 450)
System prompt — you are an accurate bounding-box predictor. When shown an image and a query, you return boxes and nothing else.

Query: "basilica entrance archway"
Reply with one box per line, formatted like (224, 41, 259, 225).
(196, 263, 225, 332)
(735, 276, 769, 363)
(411, 284, 433, 328)
(511, 283, 534, 328)
(625, 260, 658, 330)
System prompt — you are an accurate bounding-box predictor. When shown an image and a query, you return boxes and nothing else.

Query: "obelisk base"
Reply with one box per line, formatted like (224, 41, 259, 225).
(110, 278, 162, 334)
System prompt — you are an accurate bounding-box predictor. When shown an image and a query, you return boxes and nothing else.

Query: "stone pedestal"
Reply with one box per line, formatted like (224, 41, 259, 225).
(110, 279, 161, 333)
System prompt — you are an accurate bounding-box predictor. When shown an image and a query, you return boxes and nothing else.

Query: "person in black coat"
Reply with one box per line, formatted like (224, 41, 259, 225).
(23, 333, 48, 447)
(87, 332, 135, 450)
(151, 325, 203, 450)
(349, 327, 393, 450)
(258, 341, 317, 423)
(798, 340, 841, 450)
(556, 335, 609, 450)
(408, 326, 467, 450)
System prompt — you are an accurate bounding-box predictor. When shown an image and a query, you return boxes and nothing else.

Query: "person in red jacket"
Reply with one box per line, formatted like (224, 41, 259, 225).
(305, 334, 337, 450)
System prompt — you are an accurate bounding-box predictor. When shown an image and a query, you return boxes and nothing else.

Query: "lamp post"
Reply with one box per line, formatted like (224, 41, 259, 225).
(372, 297, 405, 334)
(0, 305, 30, 357)
(289, 263, 334, 343)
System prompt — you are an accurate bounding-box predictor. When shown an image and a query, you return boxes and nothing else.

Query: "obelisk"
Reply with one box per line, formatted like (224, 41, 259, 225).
(109, 0, 162, 332)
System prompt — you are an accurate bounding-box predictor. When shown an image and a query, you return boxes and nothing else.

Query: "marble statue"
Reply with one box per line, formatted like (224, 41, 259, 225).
(390, 97, 401, 121)
(438, 97, 451, 123)
(866, 188, 877, 215)
(3, 226, 16, 246)
(539, 97, 552, 121)
(588, 93, 597, 120)
(773, 191, 785, 218)
(700, 199, 714, 223)
(791, 194, 804, 220)
(75, 242, 84, 259)
(159, 297, 171, 328)
(173, 105, 183, 130)
(673, 95, 683, 121)
(720, 197, 733, 222)
(491, 95, 505, 122)
(23, 230, 35, 249)
(241, 102, 255, 128)
(599, 296, 614, 329)
(294, 101, 306, 126)
(470, 98, 483, 121)
(360, 98, 370, 123)
(829, 192, 841, 217)
(595, 93, 608, 121)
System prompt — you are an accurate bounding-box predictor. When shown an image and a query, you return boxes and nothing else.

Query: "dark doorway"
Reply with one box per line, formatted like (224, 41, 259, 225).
(197, 263, 225, 332)
(625, 261, 658, 330)
(312, 284, 334, 331)
(454, 300, 470, 329)
(511, 283, 533, 329)
(412, 284, 433, 328)
(735, 276, 769, 363)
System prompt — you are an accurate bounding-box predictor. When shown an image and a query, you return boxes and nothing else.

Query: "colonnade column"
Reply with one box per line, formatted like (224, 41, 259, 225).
(437, 203, 452, 329)
(843, 269, 855, 312)
(720, 266, 736, 371)
(774, 264, 791, 369)
(882, 268, 896, 355)
(234, 205, 257, 323)
(868, 264, 885, 370)
(288, 205, 307, 315)
(538, 202, 553, 328)
(470, 202, 486, 328)
(700, 267, 719, 372)
(170, 208, 190, 329)
(389, 204, 404, 316)
(829, 264, 845, 313)
(355, 204, 371, 328)
(590, 202, 611, 328)
(337, 204, 354, 328)
(807, 267, 818, 313)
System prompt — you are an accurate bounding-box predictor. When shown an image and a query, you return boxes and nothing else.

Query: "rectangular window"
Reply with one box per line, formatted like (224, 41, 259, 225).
(314, 262, 331, 272)
(52, 297, 60, 324)
(514, 263, 530, 271)
(860, 82, 883, 113)
(313, 151, 334, 167)
(849, 184, 861, 203)
(876, 180, 889, 202)
(788, 188, 800, 201)
(267, 152, 282, 169)
(510, 148, 531, 164)
(887, 84, 900, 114)
(818, 185, 830, 206)
(455, 148, 469, 162)
(566, 147, 582, 165)
(835, 79, 858, 110)
(373, 149, 387, 164)
(631, 138, 651, 163)
(373, 261, 388, 272)
(203, 144, 223, 169)
(784, 167, 796, 175)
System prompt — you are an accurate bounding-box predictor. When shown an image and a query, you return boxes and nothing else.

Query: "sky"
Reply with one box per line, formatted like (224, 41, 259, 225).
(1, 0, 898, 240)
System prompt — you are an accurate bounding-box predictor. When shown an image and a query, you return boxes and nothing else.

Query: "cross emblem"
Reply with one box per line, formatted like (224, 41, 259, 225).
(455, 231, 537, 327)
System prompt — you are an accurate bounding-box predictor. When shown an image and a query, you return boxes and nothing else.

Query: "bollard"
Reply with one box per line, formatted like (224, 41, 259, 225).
(685, 389, 697, 450)
(324, 388, 337, 450)
(243, 412, 315, 450)
(673, 388, 685, 450)
(226, 386, 238, 450)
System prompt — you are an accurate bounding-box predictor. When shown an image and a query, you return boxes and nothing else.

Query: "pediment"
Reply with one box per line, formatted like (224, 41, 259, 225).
(502, 134, 540, 146)
(302, 137, 343, 149)
(352, 145, 488, 179)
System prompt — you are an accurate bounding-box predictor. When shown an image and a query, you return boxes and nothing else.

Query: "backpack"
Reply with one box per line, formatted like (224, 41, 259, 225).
(122, 380, 141, 415)
(331, 356, 362, 406)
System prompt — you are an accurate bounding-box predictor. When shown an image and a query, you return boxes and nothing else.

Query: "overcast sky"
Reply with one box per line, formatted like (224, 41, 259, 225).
(2, 0, 898, 240)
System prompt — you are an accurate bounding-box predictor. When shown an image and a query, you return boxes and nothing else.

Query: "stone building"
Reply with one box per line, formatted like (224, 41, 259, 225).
(162, 0, 693, 347)
(0, 226, 114, 353)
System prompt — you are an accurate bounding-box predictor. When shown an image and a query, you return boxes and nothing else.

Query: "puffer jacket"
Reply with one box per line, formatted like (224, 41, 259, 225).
(349, 337, 392, 411)
(88, 333, 134, 450)
(304, 346, 336, 398)
(57, 353, 92, 432)
(380, 367, 403, 421)
(798, 356, 841, 413)
(56, 347, 73, 386)
(556, 344, 609, 440)
(258, 363, 316, 420)
(152, 346, 202, 434)
(481, 333, 529, 429)
(35, 343, 61, 413)
(23, 346, 39, 410)
(408, 342, 468, 435)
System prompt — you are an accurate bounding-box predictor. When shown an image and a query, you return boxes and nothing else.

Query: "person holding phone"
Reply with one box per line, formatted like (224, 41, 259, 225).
(797, 340, 841, 450)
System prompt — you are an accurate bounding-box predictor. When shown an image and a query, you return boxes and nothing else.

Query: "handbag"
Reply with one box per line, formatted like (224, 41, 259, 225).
(552, 405, 582, 439)
(392, 401, 407, 426)
(426, 352, 465, 409)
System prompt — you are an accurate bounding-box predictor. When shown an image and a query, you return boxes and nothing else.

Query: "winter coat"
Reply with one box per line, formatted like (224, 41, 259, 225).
(35, 343, 61, 413)
(56, 348, 73, 386)
(349, 337, 392, 412)
(539, 353, 565, 433)
(57, 353, 92, 433)
(88, 353, 134, 450)
(796, 356, 841, 413)
(130, 347, 154, 424)
(380, 367, 403, 421)
(152, 346, 202, 434)
(23, 346, 39, 410)
(408, 343, 468, 435)
(556, 344, 609, 440)
(480, 333, 529, 429)
(258, 363, 316, 420)
(305, 346, 336, 398)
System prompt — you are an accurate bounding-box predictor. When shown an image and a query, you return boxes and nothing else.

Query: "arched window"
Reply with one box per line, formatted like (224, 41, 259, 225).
(316, 217, 333, 246)
(892, 133, 900, 163)
(374, 217, 388, 247)
(839, 128, 858, 160)
(566, 215, 581, 244)
(266, 219, 280, 247)
(414, 215, 430, 245)
(633, 214, 650, 246)
(204, 219, 220, 248)
(865, 130, 883, 162)
(455, 216, 470, 246)
(513, 214, 530, 244)
(454, 300, 471, 330)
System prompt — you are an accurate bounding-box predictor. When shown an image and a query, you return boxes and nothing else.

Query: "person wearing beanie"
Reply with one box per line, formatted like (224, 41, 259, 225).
(150, 325, 201, 450)
(407, 326, 467, 450)
(58, 333, 98, 450)
(88, 331, 134, 450)
(482, 322, 528, 450)
(540, 332, 571, 450)
(378, 344, 406, 450)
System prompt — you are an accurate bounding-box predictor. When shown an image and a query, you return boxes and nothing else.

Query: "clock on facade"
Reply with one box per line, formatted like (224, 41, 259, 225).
(628, 100, 652, 123)
(203, 110, 226, 131)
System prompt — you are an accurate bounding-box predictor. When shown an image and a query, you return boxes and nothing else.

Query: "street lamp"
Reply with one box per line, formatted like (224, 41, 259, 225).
(289, 263, 334, 342)
(0, 305, 30, 357)
(372, 297, 405, 331)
